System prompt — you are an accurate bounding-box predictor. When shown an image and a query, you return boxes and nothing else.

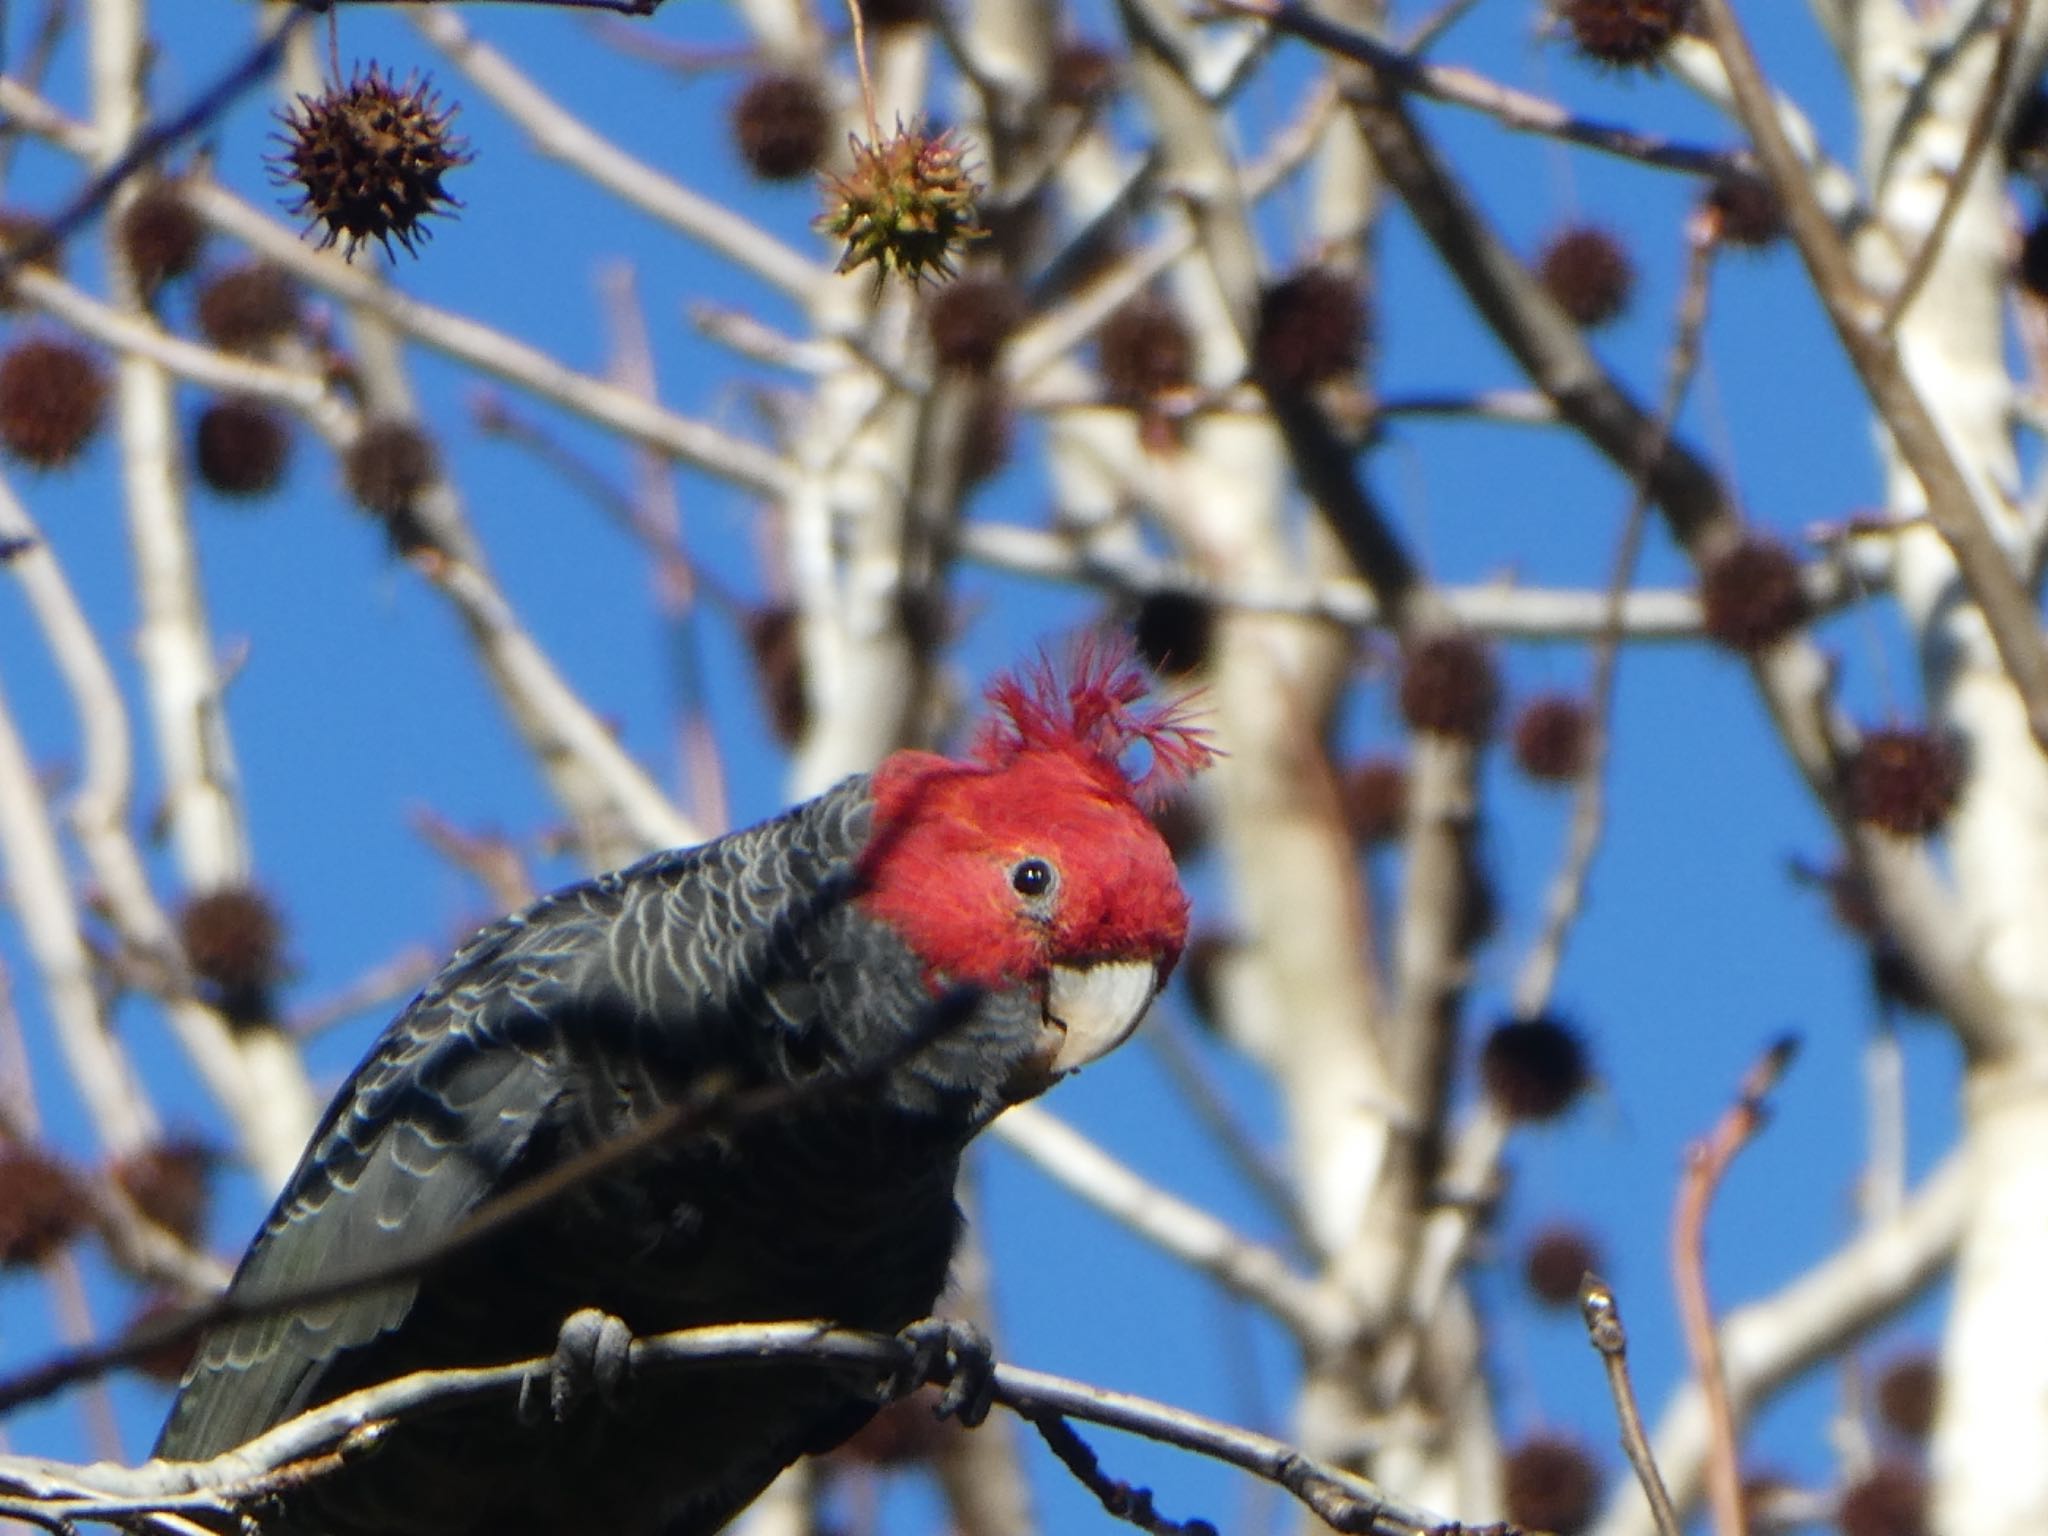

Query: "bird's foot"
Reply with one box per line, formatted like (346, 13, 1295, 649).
(520, 1307, 634, 1426)
(889, 1317, 995, 1428)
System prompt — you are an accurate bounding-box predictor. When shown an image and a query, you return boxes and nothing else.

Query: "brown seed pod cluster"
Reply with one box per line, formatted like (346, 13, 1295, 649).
(178, 885, 286, 1021)
(196, 262, 301, 354)
(1556, 0, 1691, 69)
(1503, 1434, 1601, 1536)
(0, 1145, 87, 1269)
(1874, 1350, 1940, 1442)
(1704, 174, 1785, 250)
(1837, 1461, 1928, 1536)
(1099, 295, 1195, 404)
(343, 418, 441, 549)
(0, 338, 108, 468)
(731, 72, 832, 182)
(1846, 727, 1962, 838)
(926, 274, 1025, 374)
(275, 64, 471, 260)
(110, 1138, 217, 1246)
(1254, 266, 1368, 390)
(1132, 591, 1215, 678)
(195, 397, 292, 500)
(1538, 224, 1635, 329)
(1699, 534, 1808, 654)
(121, 182, 207, 295)
(1522, 1223, 1604, 1309)
(1342, 756, 1409, 845)
(1399, 633, 1500, 742)
(821, 124, 984, 283)
(1480, 1015, 1591, 1122)
(1512, 694, 1594, 783)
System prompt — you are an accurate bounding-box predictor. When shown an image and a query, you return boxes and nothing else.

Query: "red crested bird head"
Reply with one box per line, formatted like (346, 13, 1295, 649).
(858, 637, 1213, 1100)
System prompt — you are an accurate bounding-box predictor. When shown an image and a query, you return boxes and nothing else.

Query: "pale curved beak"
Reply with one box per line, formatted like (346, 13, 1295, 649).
(1044, 959, 1160, 1075)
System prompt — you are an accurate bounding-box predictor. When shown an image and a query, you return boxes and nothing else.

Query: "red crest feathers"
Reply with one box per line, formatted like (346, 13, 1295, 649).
(973, 635, 1215, 804)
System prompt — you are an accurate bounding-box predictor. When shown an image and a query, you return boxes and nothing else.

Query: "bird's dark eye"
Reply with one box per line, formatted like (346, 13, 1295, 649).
(1010, 858, 1055, 898)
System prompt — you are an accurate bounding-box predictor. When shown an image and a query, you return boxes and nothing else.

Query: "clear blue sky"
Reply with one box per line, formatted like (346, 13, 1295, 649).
(0, 0, 1959, 1527)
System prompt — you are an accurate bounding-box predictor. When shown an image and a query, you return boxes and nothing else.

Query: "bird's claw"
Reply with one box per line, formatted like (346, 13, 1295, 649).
(520, 1307, 634, 1426)
(890, 1317, 995, 1428)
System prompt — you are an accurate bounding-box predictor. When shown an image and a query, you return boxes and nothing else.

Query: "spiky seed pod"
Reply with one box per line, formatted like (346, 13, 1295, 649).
(1699, 535, 1808, 653)
(1099, 295, 1195, 403)
(0, 1145, 87, 1268)
(1254, 266, 1368, 389)
(195, 262, 300, 353)
(1050, 39, 1120, 108)
(744, 606, 808, 746)
(1874, 1350, 1940, 1442)
(0, 210, 59, 310)
(1342, 756, 1409, 845)
(343, 418, 440, 522)
(821, 123, 984, 283)
(1399, 633, 1500, 742)
(830, 1387, 950, 1465)
(120, 183, 206, 295)
(731, 73, 831, 182)
(1132, 591, 1215, 677)
(1513, 694, 1594, 783)
(926, 274, 1025, 373)
(0, 339, 107, 469)
(1557, 0, 1690, 69)
(179, 886, 285, 1019)
(275, 64, 470, 260)
(1846, 728, 1962, 837)
(1837, 1461, 1929, 1536)
(1703, 174, 1784, 249)
(110, 1138, 216, 1245)
(1538, 224, 1635, 328)
(129, 1293, 203, 1384)
(2021, 217, 2048, 299)
(195, 398, 292, 499)
(1523, 1224, 1603, 1308)
(955, 392, 1013, 490)
(1481, 1015, 1591, 1122)
(1503, 1435, 1601, 1536)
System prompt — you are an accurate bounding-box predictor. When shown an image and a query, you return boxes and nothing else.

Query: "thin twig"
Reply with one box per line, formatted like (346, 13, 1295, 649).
(1581, 1276, 1683, 1536)
(1027, 1412, 1221, 1536)
(1878, 0, 2027, 336)
(1672, 1035, 1801, 1536)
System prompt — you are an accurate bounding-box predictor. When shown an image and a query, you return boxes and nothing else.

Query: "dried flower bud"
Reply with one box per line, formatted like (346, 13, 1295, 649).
(195, 397, 292, 500)
(121, 183, 206, 294)
(1874, 1350, 1940, 1442)
(110, 1138, 217, 1245)
(1557, 0, 1691, 69)
(731, 72, 831, 182)
(1481, 1015, 1591, 1122)
(1399, 633, 1499, 742)
(1700, 535, 1807, 653)
(1342, 756, 1409, 845)
(1513, 694, 1594, 783)
(1837, 1461, 1928, 1536)
(1846, 727, 1962, 838)
(1255, 266, 1368, 390)
(1523, 1224, 1604, 1308)
(1504, 1434, 1600, 1535)
(275, 64, 470, 260)
(821, 123, 984, 283)
(1099, 296, 1194, 403)
(0, 1145, 87, 1268)
(196, 262, 300, 353)
(1538, 224, 1635, 328)
(926, 274, 1025, 373)
(0, 338, 107, 468)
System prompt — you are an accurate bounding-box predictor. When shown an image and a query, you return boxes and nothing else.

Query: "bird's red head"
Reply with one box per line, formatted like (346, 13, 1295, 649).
(857, 638, 1213, 1091)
